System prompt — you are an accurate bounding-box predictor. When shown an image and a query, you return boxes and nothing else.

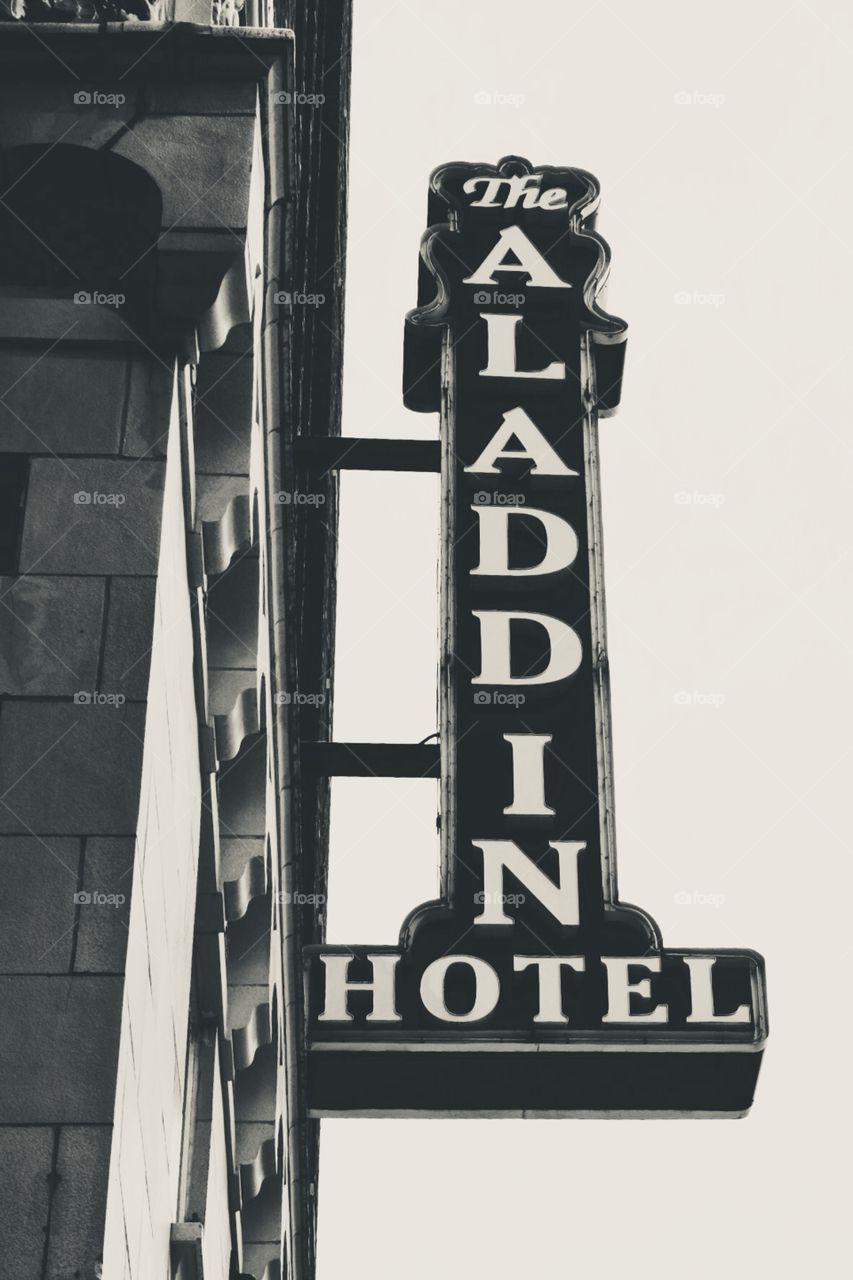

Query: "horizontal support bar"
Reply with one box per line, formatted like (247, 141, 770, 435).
(293, 437, 440, 472)
(300, 742, 440, 778)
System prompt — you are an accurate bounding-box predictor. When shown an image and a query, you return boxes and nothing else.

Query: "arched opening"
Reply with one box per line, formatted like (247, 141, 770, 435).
(0, 142, 162, 333)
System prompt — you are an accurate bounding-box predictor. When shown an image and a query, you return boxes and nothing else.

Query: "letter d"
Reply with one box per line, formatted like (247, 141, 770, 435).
(472, 610, 582, 685)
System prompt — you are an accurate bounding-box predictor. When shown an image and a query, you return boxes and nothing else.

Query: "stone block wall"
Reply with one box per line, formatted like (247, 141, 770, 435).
(0, 332, 172, 1276)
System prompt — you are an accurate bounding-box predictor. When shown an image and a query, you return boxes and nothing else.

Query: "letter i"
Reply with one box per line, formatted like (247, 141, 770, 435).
(503, 733, 555, 816)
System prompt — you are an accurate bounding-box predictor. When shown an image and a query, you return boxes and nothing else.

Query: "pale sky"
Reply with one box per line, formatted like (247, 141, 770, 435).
(320, 3, 852, 1276)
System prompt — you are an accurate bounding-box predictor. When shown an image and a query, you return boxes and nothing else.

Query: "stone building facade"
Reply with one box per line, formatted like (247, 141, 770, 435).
(0, 7, 350, 1278)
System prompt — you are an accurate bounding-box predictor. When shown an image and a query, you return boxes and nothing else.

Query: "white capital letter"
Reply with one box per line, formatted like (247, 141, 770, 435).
(471, 505, 578, 578)
(464, 225, 571, 288)
(420, 955, 500, 1023)
(465, 407, 577, 477)
(602, 956, 668, 1024)
(462, 176, 506, 208)
(684, 956, 750, 1024)
(472, 839, 584, 927)
(503, 733, 555, 816)
(472, 610, 582, 685)
(318, 953, 402, 1022)
(514, 955, 586, 1023)
(480, 314, 565, 380)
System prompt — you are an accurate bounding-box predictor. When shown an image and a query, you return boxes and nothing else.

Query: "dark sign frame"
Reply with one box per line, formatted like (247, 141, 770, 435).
(305, 157, 767, 1117)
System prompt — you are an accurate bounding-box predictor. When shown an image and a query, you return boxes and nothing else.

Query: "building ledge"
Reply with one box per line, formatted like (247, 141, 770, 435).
(0, 20, 294, 81)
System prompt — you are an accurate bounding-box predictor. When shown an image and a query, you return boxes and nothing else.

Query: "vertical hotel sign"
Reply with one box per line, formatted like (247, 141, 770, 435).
(305, 157, 768, 1116)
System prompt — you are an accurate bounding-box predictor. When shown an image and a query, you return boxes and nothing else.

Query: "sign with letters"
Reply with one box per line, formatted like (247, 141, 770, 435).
(305, 156, 768, 1116)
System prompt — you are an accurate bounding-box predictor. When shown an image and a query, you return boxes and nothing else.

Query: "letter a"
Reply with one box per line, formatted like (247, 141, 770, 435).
(464, 407, 577, 477)
(463, 225, 571, 288)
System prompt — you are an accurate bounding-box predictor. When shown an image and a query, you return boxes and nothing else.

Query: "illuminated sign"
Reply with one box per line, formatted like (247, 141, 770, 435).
(305, 156, 767, 1116)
